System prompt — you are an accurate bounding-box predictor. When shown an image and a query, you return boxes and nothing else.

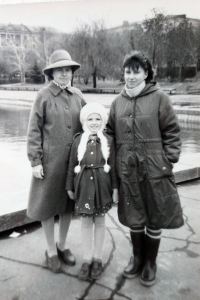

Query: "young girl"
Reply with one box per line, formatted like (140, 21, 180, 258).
(66, 102, 118, 280)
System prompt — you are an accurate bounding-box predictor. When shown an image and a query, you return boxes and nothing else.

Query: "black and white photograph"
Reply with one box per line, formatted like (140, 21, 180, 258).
(0, 0, 200, 299)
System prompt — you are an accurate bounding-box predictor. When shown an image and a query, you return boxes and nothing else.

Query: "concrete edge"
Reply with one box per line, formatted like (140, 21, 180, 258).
(0, 209, 33, 233)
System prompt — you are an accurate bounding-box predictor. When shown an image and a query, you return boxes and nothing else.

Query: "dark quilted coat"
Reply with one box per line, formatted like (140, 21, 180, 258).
(107, 82, 184, 229)
(27, 82, 86, 221)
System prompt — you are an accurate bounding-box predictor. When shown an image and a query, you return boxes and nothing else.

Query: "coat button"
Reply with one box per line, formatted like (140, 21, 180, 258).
(90, 176, 93, 180)
(91, 152, 94, 155)
(67, 125, 71, 129)
(65, 106, 69, 109)
(91, 164, 93, 166)
(162, 167, 166, 170)
(129, 115, 133, 118)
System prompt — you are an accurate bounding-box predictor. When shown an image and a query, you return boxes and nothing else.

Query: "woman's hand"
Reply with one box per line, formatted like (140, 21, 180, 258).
(32, 165, 44, 179)
(67, 190, 75, 200)
(112, 188, 119, 204)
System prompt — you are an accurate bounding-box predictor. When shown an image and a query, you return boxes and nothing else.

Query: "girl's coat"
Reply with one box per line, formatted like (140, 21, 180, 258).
(66, 133, 118, 216)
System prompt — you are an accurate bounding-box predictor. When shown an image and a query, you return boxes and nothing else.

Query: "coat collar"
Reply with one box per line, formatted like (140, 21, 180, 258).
(48, 81, 75, 96)
(121, 82, 159, 99)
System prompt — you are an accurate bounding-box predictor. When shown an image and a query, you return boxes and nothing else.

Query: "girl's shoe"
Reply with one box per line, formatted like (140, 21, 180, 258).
(91, 259, 103, 279)
(45, 250, 62, 273)
(78, 262, 91, 280)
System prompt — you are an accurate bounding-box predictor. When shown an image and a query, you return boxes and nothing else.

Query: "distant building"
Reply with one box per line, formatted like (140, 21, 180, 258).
(0, 23, 58, 49)
(107, 15, 200, 35)
(167, 14, 200, 29)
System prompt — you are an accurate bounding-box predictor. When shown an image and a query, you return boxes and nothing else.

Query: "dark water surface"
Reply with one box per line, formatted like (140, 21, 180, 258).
(0, 105, 200, 155)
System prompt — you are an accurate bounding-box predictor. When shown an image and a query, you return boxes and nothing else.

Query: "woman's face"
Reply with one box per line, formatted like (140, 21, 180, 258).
(52, 66, 72, 85)
(124, 66, 147, 89)
(86, 113, 102, 133)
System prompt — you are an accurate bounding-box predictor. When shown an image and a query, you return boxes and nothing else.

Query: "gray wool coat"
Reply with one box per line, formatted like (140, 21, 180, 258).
(107, 82, 184, 229)
(27, 82, 86, 221)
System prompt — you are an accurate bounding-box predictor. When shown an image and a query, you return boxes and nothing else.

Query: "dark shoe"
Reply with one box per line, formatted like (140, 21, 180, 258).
(91, 260, 103, 280)
(45, 250, 61, 273)
(123, 230, 145, 279)
(56, 243, 76, 266)
(140, 235, 161, 286)
(78, 262, 91, 281)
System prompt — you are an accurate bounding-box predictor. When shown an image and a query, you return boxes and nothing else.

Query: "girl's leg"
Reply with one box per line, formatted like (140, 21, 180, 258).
(78, 216, 93, 280)
(93, 215, 106, 261)
(42, 216, 56, 256)
(81, 216, 94, 263)
(90, 215, 105, 279)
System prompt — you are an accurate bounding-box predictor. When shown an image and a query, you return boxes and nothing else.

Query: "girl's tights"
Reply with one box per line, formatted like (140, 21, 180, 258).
(81, 215, 105, 263)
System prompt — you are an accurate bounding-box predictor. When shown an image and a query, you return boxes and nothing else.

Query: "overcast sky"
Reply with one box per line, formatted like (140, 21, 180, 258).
(0, 0, 200, 33)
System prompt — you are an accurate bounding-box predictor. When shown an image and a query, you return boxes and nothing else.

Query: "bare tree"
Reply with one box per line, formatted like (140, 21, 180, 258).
(143, 8, 168, 67)
(166, 19, 195, 81)
(69, 21, 114, 88)
(32, 29, 69, 71)
(6, 36, 32, 84)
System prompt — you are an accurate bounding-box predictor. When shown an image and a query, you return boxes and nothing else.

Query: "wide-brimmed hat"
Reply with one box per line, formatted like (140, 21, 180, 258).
(43, 50, 80, 76)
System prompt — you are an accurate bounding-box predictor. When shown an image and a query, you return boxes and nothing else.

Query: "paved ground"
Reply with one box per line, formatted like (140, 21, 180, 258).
(0, 179, 200, 300)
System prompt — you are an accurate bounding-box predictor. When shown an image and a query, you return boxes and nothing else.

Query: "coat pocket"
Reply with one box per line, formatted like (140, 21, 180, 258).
(146, 149, 173, 179)
(42, 140, 49, 163)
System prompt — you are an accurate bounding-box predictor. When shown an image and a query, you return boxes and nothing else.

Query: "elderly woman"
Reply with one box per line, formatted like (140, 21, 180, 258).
(27, 50, 86, 273)
(107, 51, 184, 286)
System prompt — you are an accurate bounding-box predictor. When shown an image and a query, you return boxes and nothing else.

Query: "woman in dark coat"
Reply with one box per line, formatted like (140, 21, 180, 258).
(27, 50, 86, 273)
(66, 102, 118, 280)
(107, 51, 184, 286)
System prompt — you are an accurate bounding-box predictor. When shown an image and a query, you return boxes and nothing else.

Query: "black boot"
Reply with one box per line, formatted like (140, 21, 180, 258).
(123, 230, 145, 278)
(140, 235, 161, 286)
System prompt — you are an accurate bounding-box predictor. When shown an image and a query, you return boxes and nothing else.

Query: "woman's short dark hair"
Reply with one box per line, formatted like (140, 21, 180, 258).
(123, 51, 154, 83)
(47, 70, 54, 82)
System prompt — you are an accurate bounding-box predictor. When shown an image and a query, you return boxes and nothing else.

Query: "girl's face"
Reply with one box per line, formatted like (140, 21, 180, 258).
(52, 66, 72, 85)
(86, 113, 102, 133)
(124, 66, 147, 89)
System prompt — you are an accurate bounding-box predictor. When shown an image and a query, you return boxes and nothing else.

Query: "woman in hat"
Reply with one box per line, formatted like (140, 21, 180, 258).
(66, 102, 118, 280)
(107, 51, 183, 286)
(27, 50, 86, 273)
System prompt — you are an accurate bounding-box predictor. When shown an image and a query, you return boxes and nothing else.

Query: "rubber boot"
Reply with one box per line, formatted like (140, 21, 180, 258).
(140, 235, 161, 286)
(123, 231, 145, 278)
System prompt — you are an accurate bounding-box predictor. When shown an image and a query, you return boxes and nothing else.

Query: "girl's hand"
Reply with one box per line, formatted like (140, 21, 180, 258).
(32, 165, 44, 179)
(112, 188, 119, 204)
(67, 190, 75, 200)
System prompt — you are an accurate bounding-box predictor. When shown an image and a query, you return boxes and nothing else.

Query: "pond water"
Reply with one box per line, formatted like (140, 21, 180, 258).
(0, 103, 200, 215)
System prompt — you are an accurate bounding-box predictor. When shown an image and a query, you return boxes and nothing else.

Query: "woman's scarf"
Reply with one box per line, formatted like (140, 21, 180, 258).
(52, 79, 71, 90)
(125, 80, 146, 98)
